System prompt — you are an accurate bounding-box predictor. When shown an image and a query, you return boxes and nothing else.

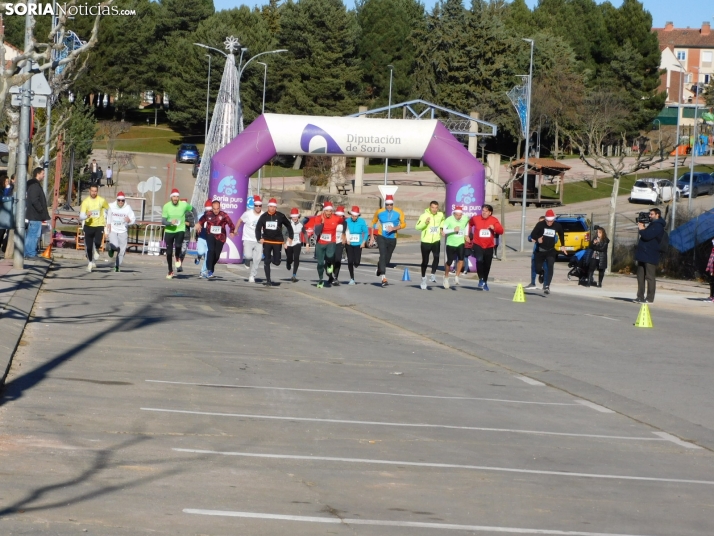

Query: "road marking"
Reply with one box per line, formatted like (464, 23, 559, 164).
(584, 314, 619, 321)
(141, 408, 666, 442)
(173, 448, 714, 486)
(653, 432, 702, 450)
(137, 166, 144, 169)
(223, 307, 268, 314)
(173, 303, 187, 310)
(199, 305, 214, 311)
(150, 166, 157, 169)
(145, 380, 578, 406)
(123, 302, 137, 307)
(183, 509, 655, 535)
(574, 400, 615, 413)
(515, 375, 545, 386)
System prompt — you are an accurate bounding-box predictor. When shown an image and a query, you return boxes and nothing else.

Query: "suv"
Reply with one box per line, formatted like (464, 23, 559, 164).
(629, 178, 676, 204)
(176, 143, 199, 164)
(676, 172, 714, 198)
(554, 214, 591, 256)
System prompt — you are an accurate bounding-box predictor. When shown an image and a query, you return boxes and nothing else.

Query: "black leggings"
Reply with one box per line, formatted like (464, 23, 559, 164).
(535, 249, 557, 288)
(375, 235, 397, 276)
(334, 243, 344, 278)
(164, 231, 184, 273)
(710, 273, 714, 298)
(346, 244, 363, 279)
(420, 241, 440, 277)
(0, 228, 9, 253)
(473, 245, 494, 283)
(84, 225, 104, 262)
(263, 242, 282, 281)
(286, 244, 302, 275)
(206, 235, 224, 272)
(588, 258, 605, 287)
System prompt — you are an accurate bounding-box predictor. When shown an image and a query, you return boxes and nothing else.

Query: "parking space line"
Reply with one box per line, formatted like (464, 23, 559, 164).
(145, 380, 579, 406)
(141, 407, 667, 442)
(183, 509, 654, 535)
(575, 400, 615, 413)
(515, 375, 545, 386)
(199, 305, 215, 311)
(173, 448, 714, 486)
(653, 432, 702, 450)
(584, 314, 619, 322)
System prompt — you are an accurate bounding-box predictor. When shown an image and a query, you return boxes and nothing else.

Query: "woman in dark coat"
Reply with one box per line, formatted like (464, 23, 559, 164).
(587, 227, 609, 287)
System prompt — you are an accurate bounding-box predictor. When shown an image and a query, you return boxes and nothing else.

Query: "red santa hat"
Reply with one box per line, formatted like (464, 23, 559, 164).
(323, 201, 334, 211)
(253, 195, 262, 206)
(170, 188, 180, 197)
(453, 206, 463, 213)
(204, 200, 213, 210)
(350, 205, 360, 216)
(268, 198, 278, 207)
(290, 208, 300, 218)
(335, 205, 345, 216)
(116, 192, 125, 200)
(545, 209, 556, 221)
(385, 194, 394, 204)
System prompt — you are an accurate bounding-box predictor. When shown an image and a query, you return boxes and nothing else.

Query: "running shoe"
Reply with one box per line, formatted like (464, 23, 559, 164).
(91, 262, 97, 269)
(525, 283, 536, 289)
(207, 271, 215, 279)
(420, 277, 427, 290)
(483, 283, 490, 291)
(263, 279, 271, 286)
(176, 259, 182, 269)
(166, 272, 174, 279)
(114, 266, 120, 273)
(177, 266, 183, 273)
(477, 279, 484, 289)
(707, 296, 714, 302)
(429, 274, 437, 283)
(291, 276, 298, 283)
(93, 249, 99, 262)
(543, 286, 550, 295)
(326, 265, 334, 275)
(333, 279, 341, 286)
(194, 256, 200, 265)
(634, 298, 646, 304)
(108, 246, 114, 258)
(348, 279, 355, 285)
(249, 276, 255, 283)
(454, 276, 460, 286)
(538, 273, 544, 284)
(443, 276, 450, 289)
(317, 280, 324, 288)
(381, 277, 388, 287)
(87, 261, 92, 273)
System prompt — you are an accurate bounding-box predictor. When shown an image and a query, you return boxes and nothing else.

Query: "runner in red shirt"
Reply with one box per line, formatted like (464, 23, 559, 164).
(196, 200, 236, 279)
(315, 202, 341, 288)
(468, 204, 503, 291)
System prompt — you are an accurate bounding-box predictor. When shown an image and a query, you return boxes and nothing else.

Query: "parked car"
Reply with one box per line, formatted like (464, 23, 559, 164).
(176, 143, 199, 163)
(676, 172, 714, 198)
(554, 214, 591, 256)
(192, 157, 201, 178)
(629, 178, 677, 204)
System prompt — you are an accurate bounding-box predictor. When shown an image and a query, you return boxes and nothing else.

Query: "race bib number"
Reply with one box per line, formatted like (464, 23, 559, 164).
(543, 229, 556, 238)
(457, 230, 465, 237)
(429, 226, 439, 234)
(320, 233, 332, 242)
(349, 233, 361, 243)
(266, 221, 278, 230)
(382, 223, 394, 232)
(113, 218, 125, 227)
(210, 225, 222, 235)
(479, 229, 491, 238)
(90, 210, 100, 218)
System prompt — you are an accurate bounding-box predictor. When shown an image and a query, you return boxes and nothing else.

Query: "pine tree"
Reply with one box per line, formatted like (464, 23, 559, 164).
(155, 0, 215, 39)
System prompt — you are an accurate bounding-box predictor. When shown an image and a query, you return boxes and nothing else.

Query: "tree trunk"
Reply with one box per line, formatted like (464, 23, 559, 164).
(6, 109, 20, 180)
(606, 175, 619, 275)
(516, 138, 522, 160)
(553, 123, 559, 160)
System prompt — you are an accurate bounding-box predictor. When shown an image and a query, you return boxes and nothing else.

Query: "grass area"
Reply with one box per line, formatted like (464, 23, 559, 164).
(541, 164, 714, 205)
(93, 126, 204, 155)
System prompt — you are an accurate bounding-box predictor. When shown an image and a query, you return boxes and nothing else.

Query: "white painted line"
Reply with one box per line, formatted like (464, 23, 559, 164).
(584, 314, 619, 322)
(123, 302, 137, 307)
(574, 400, 615, 414)
(137, 165, 144, 169)
(199, 305, 215, 311)
(141, 408, 666, 442)
(183, 509, 654, 535)
(150, 166, 157, 169)
(173, 304, 187, 310)
(173, 448, 714, 486)
(653, 432, 702, 450)
(145, 380, 579, 406)
(515, 375, 545, 386)
(495, 297, 512, 301)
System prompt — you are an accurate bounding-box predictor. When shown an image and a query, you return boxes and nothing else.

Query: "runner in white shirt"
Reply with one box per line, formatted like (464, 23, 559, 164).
(105, 192, 136, 272)
(235, 195, 264, 283)
(285, 207, 304, 282)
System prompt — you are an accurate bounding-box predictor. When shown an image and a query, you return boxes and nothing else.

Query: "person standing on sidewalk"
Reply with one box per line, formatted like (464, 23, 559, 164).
(236, 195, 263, 283)
(634, 208, 665, 304)
(369, 194, 406, 287)
(441, 206, 467, 289)
(196, 199, 235, 279)
(105, 192, 136, 272)
(530, 209, 567, 295)
(25, 167, 50, 259)
(79, 184, 109, 271)
(285, 208, 304, 282)
(343, 205, 369, 285)
(106, 166, 113, 187)
(255, 198, 293, 286)
(586, 226, 609, 288)
(161, 189, 193, 279)
(468, 204, 503, 291)
(415, 201, 445, 290)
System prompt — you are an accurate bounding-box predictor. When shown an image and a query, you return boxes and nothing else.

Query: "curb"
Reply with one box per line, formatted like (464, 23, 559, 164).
(0, 259, 51, 386)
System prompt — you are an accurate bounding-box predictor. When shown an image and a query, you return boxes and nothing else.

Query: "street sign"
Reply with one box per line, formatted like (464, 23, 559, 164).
(10, 70, 52, 108)
(145, 176, 162, 192)
(10, 94, 47, 107)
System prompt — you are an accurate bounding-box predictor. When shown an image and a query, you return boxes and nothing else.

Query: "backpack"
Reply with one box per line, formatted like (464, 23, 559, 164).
(659, 230, 669, 254)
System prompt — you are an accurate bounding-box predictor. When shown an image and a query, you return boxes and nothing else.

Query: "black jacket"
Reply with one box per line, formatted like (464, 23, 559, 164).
(635, 217, 665, 265)
(255, 211, 293, 243)
(589, 236, 609, 270)
(25, 178, 50, 221)
(530, 220, 565, 251)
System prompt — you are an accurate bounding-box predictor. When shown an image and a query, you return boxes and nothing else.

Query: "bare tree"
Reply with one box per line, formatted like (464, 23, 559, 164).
(98, 120, 130, 166)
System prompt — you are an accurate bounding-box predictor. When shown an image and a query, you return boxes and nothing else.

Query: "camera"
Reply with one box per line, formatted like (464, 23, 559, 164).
(636, 212, 651, 225)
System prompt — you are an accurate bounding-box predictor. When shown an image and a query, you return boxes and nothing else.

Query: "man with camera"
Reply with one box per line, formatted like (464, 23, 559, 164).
(635, 208, 665, 304)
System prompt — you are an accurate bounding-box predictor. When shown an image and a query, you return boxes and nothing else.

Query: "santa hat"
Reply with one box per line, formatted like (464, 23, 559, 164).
(204, 200, 213, 210)
(335, 205, 345, 216)
(453, 206, 463, 213)
(253, 195, 263, 205)
(350, 205, 360, 216)
(170, 188, 180, 197)
(323, 201, 334, 211)
(385, 194, 394, 204)
(545, 209, 556, 221)
(268, 198, 278, 207)
(290, 208, 300, 218)
(116, 192, 125, 200)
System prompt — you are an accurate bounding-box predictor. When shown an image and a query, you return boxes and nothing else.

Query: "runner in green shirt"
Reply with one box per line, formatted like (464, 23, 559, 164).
(441, 206, 467, 289)
(161, 188, 193, 279)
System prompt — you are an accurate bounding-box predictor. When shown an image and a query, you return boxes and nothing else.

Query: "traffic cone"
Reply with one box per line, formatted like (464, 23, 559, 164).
(513, 283, 526, 303)
(401, 267, 411, 281)
(40, 243, 52, 259)
(634, 303, 653, 328)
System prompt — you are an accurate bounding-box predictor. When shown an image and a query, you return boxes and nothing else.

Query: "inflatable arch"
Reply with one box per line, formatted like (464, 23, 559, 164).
(210, 113, 485, 263)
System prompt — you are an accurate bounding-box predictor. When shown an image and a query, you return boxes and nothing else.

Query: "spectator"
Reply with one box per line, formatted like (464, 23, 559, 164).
(586, 226, 609, 288)
(97, 166, 103, 186)
(634, 208, 665, 304)
(25, 167, 50, 258)
(706, 238, 714, 303)
(1, 175, 12, 197)
(0, 175, 13, 256)
(106, 166, 114, 186)
(89, 159, 98, 185)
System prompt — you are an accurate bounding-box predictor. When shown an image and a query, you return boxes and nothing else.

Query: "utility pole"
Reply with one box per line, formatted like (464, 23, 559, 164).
(519, 38, 534, 252)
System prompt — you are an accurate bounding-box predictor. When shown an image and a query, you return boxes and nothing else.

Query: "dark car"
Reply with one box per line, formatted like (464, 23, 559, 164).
(177, 143, 199, 164)
(676, 172, 714, 198)
(192, 157, 201, 178)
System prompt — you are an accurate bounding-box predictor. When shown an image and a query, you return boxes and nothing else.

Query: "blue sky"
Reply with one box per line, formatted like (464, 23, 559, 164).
(214, 0, 713, 29)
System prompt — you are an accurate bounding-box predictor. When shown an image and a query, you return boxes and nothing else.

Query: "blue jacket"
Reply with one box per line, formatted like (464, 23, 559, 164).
(635, 217, 665, 265)
(345, 217, 369, 245)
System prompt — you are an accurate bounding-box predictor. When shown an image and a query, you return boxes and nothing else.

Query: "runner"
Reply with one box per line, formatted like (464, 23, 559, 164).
(530, 209, 567, 295)
(369, 194, 406, 287)
(415, 201, 445, 290)
(177, 204, 195, 273)
(196, 199, 236, 279)
(194, 200, 213, 277)
(161, 189, 194, 279)
(285, 208, 304, 282)
(236, 195, 263, 283)
(525, 216, 546, 289)
(105, 192, 136, 272)
(255, 198, 293, 286)
(314, 201, 341, 288)
(343, 205, 369, 285)
(79, 184, 109, 272)
(441, 206, 467, 289)
(332, 205, 346, 284)
(468, 204, 504, 291)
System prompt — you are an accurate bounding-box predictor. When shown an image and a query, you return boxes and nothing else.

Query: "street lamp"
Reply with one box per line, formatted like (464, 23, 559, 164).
(384, 64, 395, 186)
(671, 61, 686, 232)
(520, 38, 534, 252)
(479, 139, 487, 162)
(257, 61, 268, 195)
(204, 54, 211, 141)
(236, 48, 288, 134)
(688, 66, 700, 210)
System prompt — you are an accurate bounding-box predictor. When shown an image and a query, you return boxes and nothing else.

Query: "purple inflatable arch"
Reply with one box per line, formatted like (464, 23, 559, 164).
(209, 113, 485, 263)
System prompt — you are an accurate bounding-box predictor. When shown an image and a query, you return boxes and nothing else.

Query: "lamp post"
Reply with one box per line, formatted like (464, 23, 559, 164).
(671, 62, 685, 232)
(688, 66, 700, 211)
(384, 64, 394, 186)
(204, 54, 211, 141)
(479, 139, 487, 162)
(236, 48, 287, 134)
(257, 61, 268, 195)
(520, 38, 534, 252)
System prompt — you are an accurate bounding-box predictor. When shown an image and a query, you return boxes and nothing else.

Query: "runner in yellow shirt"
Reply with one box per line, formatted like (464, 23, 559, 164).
(79, 184, 109, 272)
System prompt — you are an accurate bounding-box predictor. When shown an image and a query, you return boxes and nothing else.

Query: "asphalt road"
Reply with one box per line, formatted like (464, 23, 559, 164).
(1, 255, 713, 535)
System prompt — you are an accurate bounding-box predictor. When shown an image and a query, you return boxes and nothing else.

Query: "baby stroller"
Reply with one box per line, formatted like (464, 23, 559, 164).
(567, 249, 593, 284)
